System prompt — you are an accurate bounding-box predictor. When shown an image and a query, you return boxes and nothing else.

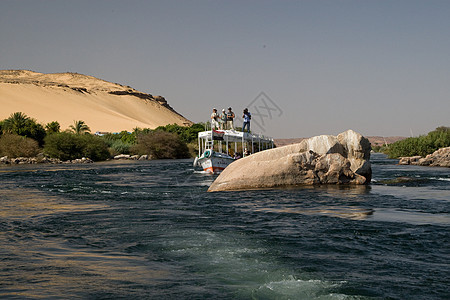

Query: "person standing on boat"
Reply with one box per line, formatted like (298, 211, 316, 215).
(211, 108, 220, 129)
(242, 108, 251, 133)
(226, 107, 235, 130)
(220, 109, 227, 130)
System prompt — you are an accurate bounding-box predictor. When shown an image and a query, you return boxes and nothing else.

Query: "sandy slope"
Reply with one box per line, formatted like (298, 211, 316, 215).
(0, 70, 192, 132)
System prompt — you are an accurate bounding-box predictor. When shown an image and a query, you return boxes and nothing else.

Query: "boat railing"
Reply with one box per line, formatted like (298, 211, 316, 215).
(199, 129, 273, 143)
(204, 121, 212, 131)
(205, 140, 213, 150)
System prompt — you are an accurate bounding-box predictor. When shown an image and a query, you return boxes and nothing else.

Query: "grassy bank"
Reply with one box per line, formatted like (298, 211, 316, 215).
(381, 126, 450, 158)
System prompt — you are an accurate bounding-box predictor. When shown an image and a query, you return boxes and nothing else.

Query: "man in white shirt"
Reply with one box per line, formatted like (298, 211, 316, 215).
(210, 108, 219, 129)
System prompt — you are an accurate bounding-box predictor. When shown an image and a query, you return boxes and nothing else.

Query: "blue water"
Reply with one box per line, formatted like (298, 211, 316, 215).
(0, 153, 448, 299)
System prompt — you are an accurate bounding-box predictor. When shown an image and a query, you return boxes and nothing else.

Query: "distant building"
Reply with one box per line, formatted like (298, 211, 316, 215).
(94, 131, 110, 136)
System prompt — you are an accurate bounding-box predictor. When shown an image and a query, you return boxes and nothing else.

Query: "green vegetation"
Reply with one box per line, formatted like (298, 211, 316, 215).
(1, 112, 46, 146)
(0, 112, 203, 161)
(384, 126, 450, 158)
(154, 123, 205, 143)
(371, 145, 382, 153)
(3, 111, 445, 163)
(109, 140, 132, 156)
(45, 121, 61, 134)
(132, 131, 190, 159)
(69, 120, 91, 135)
(0, 134, 40, 157)
(43, 132, 109, 161)
(101, 131, 136, 156)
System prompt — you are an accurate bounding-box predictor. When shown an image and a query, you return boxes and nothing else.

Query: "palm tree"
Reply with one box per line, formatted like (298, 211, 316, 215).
(45, 121, 61, 134)
(2, 112, 29, 134)
(69, 120, 91, 135)
(133, 127, 141, 135)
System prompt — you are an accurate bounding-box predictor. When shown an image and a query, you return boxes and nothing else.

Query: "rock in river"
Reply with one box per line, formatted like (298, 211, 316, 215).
(208, 130, 371, 192)
(398, 147, 450, 167)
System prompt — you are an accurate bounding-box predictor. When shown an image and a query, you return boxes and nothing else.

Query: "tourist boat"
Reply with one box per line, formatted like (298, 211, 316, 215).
(194, 128, 274, 174)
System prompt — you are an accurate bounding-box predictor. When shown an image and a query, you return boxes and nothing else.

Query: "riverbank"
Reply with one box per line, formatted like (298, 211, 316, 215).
(0, 154, 151, 166)
(0, 156, 94, 165)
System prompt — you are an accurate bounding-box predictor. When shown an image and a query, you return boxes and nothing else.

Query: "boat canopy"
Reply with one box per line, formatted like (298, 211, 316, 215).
(198, 129, 272, 143)
(197, 129, 274, 157)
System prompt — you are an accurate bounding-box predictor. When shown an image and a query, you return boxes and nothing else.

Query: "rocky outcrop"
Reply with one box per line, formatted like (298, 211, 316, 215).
(108, 91, 182, 118)
(113, 154, 149, 160)
(208, 130, 371, 192)
(398, 147, 450, 167)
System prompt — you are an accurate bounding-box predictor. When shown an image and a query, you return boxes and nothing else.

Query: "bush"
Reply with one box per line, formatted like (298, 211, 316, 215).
(371, 145, 383, 152)
(154, 123, 205, 143)
(187, 141, 199, 158)
(44, 132, 110, 161)
(384, 126, 450, 158)
(2, 112, 46, 146)
(82, 135, 111, 161)
(102, 131, 136, 146)
(131, 131, 189, 159)
(109, 140, 132, 156)
(101, 131, 135, 156)
(0, 134, 40, 157)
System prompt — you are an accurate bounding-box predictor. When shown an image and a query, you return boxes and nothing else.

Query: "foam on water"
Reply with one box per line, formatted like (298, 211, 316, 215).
(158, 227, 363, 299)
(254, 277, 360, 300)
(435, 177, 450, 181)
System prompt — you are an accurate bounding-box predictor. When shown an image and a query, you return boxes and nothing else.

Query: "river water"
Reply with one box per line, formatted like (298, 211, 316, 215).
(0, 153, 448, 299)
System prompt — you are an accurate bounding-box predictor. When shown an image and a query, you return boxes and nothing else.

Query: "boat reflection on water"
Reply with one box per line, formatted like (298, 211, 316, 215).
(231, 185, 375, 221)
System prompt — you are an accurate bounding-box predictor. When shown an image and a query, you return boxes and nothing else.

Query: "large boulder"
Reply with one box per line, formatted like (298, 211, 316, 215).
(208, 130, 371, 192)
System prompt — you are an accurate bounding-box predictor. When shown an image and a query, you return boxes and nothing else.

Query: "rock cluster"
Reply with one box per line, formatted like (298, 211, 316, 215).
(0, 154, 152, 165)
(0, 156, 93, 165)
(398, 147, 450, 167)
(208, 130, 371, 192)
(113, 154, 149, 160)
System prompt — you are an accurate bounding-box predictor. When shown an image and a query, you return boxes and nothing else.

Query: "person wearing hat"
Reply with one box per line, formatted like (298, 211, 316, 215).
(226, 107, 235, 130)
(242, 108, 251, 133)
(220, 109, 227, 130)
(210, 108, 219, 129)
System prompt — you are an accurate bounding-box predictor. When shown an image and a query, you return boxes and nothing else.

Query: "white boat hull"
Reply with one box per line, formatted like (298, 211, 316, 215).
(196, 151, 235, 174)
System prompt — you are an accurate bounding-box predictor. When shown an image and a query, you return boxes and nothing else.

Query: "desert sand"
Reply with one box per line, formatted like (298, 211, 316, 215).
(0, 70, 192, 132)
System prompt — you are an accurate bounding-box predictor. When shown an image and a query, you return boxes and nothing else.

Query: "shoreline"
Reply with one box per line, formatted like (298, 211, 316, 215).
(0, 154, 151, 166)
(0, 156, 94, 165)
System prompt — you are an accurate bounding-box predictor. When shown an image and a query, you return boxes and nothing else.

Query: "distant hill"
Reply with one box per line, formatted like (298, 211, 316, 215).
(0, 70, 192, 132)
(274, 136, 406, 147)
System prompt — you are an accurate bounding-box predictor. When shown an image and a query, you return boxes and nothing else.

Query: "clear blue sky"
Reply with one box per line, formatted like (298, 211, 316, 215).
(1, 0, 449, 138)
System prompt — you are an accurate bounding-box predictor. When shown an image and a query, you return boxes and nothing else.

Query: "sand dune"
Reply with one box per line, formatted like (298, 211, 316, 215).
(0, 70, 192, 132)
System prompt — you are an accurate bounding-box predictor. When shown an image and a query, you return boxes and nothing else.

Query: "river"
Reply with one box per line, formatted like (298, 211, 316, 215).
(0, 153, 448, 299)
